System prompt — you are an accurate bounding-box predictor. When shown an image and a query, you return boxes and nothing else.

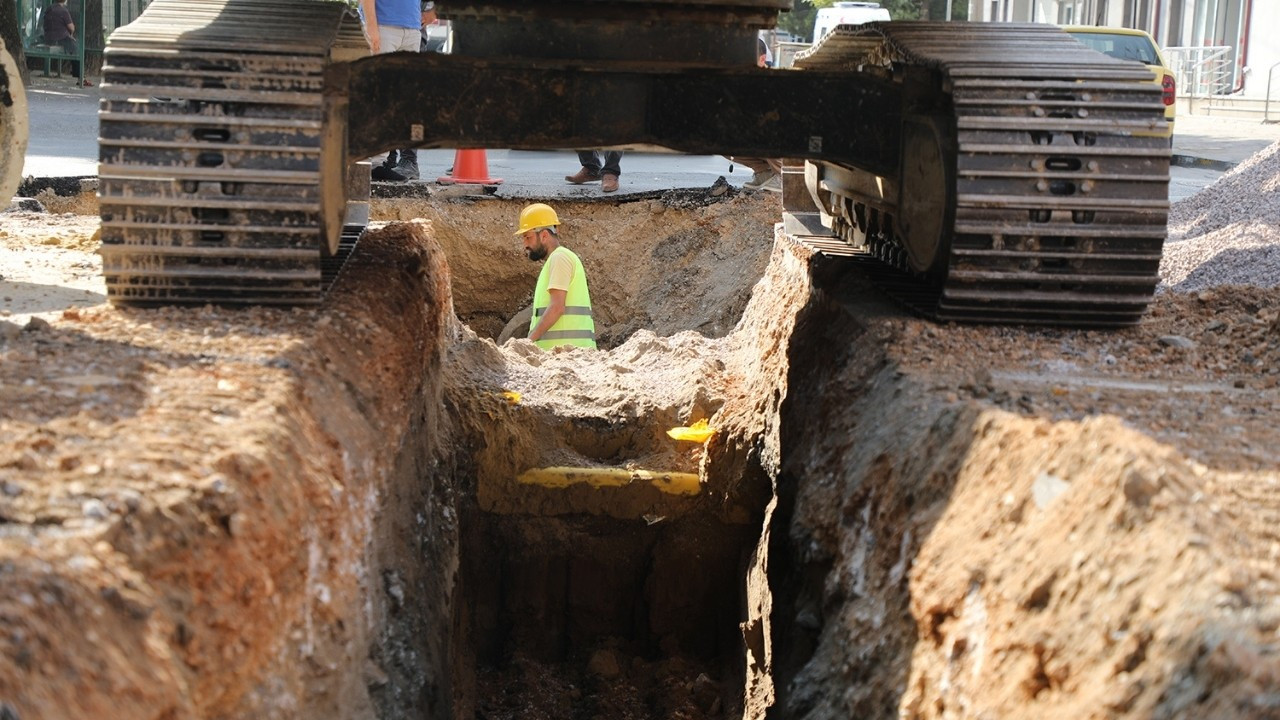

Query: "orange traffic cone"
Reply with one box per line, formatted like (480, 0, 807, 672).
(437, 149, 503, 185)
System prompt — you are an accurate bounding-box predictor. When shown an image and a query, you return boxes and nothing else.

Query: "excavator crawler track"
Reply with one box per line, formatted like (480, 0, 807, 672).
(97, 0, 367, 306)
(796, 23, 1169, 326)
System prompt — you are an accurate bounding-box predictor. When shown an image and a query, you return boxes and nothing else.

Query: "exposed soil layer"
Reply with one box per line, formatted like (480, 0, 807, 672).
(372, 191, 777, 347)
(1, 175, 1279, 720)
(770, 263, 1280, 719)
(0, 221, 460, 719)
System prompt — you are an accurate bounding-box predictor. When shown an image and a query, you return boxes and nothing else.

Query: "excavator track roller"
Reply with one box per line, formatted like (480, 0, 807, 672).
(794, 22, 1169, 326)
(97, 0, 368, 306)
(94, 3, 1168, 327)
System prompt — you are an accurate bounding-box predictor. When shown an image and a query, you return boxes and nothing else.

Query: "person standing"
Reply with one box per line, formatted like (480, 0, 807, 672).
(420, 1, 449, 53)
(42, 0, 87, 86)
(565, 150, 622, 193)
(729, 34, 781, 192)
(514, 203, 597, 350)
(362, 0, 425, 181)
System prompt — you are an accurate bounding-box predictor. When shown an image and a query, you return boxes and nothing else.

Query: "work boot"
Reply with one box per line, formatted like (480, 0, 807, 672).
(393, 157, 420, 182)
(601, 173, 619, 193)
(565, 166, 601, 184)
(372, 153, 400, 181)
(742, 169, 778, 191)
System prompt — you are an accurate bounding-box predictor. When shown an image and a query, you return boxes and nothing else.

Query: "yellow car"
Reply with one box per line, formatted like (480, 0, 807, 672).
(1064, 25, 1176, 139)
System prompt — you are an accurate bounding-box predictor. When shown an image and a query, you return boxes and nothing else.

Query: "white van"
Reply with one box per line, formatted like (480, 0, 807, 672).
(813, 2, 891, 43)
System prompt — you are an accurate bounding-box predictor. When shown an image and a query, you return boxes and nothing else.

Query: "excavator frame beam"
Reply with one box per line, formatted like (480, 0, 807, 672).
(342, 53, 902, 177)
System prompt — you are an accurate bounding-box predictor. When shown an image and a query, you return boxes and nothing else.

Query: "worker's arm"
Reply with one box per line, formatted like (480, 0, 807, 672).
(360, 0, 381, 53)
(529, 289, 567, 342)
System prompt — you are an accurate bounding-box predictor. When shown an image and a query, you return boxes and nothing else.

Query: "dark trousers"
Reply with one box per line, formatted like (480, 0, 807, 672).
(577, 150, 622, 177)
(52, 37, 81, 79)
(382, 148, 418, 167)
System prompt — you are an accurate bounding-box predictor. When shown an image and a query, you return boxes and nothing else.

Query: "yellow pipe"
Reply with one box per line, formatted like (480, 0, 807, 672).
(516, 466, 701, 496)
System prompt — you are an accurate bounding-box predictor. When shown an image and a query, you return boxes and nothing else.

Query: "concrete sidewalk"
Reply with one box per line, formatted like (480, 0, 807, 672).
(1168, 114, 1280, 202)
(1172, 113, 1280, 166)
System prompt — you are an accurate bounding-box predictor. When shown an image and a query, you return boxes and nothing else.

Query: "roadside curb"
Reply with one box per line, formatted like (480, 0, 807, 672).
(1170, 154, 1236, 172)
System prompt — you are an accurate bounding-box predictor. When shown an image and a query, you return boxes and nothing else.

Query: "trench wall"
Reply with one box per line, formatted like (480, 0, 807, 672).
(767, 265, 1280, 719)
(0, 223, 458, 719)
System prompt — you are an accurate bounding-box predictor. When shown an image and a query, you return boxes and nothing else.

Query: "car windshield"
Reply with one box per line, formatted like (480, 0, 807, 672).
(1068, 31, 1160, 65)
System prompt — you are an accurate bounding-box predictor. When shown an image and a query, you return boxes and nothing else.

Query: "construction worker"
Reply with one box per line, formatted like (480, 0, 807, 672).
(514, 203, 597, 350)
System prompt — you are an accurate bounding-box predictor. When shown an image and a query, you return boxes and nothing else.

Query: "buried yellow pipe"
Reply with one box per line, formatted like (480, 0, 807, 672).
(516, 466, 701, 496)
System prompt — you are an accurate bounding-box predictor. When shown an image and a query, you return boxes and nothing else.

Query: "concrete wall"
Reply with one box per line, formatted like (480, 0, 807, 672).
(1241, 0, 1279, 98)
(971, 0, 1106, 23)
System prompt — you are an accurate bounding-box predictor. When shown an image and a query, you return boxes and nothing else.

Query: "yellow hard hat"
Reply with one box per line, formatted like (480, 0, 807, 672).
(514, 203, 560, 235)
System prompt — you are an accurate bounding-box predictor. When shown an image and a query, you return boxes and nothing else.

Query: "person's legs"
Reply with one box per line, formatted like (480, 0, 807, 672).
(58, 38, 81, 82)
(395, 148, 419, 180)
(731, 156, 773, 174)
(600, 151, 622, 177)
(379, 25, 422, 52)
(600, 151, 622, 192)
(734, 156, 781, 191)
(374, 26, 422, 181)
(577, 150, 602, 173)
(372, 150, 401, 180)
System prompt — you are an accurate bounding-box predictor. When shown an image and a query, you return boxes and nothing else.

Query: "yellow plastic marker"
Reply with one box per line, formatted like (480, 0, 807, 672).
(666, 418, 715, 443)
(516, 466, 700, 496)
(500, 390, 522, 405)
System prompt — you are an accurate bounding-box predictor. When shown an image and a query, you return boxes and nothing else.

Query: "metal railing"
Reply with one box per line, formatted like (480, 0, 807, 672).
(1164, 46, 1235, 100)
(1267, 61, 1280, 124)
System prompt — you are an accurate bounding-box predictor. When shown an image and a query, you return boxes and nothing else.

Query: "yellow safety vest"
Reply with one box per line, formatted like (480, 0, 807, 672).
(530, 246, 596, 350)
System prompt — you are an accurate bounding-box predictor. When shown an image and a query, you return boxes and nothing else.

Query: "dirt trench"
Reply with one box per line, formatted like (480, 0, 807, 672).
(1, 186, 1279, 719)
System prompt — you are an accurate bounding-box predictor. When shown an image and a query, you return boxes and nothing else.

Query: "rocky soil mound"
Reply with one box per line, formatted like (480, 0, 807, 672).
(1162, 140, 1280, 292)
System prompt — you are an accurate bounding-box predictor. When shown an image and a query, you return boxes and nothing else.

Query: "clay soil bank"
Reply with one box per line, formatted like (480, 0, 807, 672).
(0, 189, 1278, 720)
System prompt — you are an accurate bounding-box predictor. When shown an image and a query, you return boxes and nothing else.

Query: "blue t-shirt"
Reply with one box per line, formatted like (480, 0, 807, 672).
(374, 0, 420, 30)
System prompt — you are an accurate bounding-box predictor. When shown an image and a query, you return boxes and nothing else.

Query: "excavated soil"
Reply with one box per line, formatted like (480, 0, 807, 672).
(1, 164, 1279, 720)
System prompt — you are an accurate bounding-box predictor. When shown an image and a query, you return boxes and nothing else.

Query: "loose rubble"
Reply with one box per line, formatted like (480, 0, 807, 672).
(1161, 140, 1280, 292)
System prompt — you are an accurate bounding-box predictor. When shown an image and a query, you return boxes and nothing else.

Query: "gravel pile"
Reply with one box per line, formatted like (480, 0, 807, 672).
(1160, 140, 1280, 292)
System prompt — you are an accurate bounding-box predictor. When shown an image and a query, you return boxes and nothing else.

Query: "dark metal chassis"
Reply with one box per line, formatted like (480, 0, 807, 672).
(340, 52, 903, 181)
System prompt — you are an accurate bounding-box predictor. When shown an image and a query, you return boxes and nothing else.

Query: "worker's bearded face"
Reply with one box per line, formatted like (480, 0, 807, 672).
(524, 231, 549, 262)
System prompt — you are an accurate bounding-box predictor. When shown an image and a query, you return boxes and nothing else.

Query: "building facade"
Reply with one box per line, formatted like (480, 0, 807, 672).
(971, 0, 1280, 99)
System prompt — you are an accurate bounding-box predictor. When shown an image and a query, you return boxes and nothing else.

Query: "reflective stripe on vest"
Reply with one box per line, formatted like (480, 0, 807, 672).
(530, 246, 596, 350)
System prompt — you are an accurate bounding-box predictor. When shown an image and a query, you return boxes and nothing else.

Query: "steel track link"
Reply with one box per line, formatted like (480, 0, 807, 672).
(797, 23, 1170, 326)
(98, 0, 366, 306)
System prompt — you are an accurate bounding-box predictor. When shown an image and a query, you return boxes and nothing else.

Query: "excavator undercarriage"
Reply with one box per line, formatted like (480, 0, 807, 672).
(94, 0, 1169, 325)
